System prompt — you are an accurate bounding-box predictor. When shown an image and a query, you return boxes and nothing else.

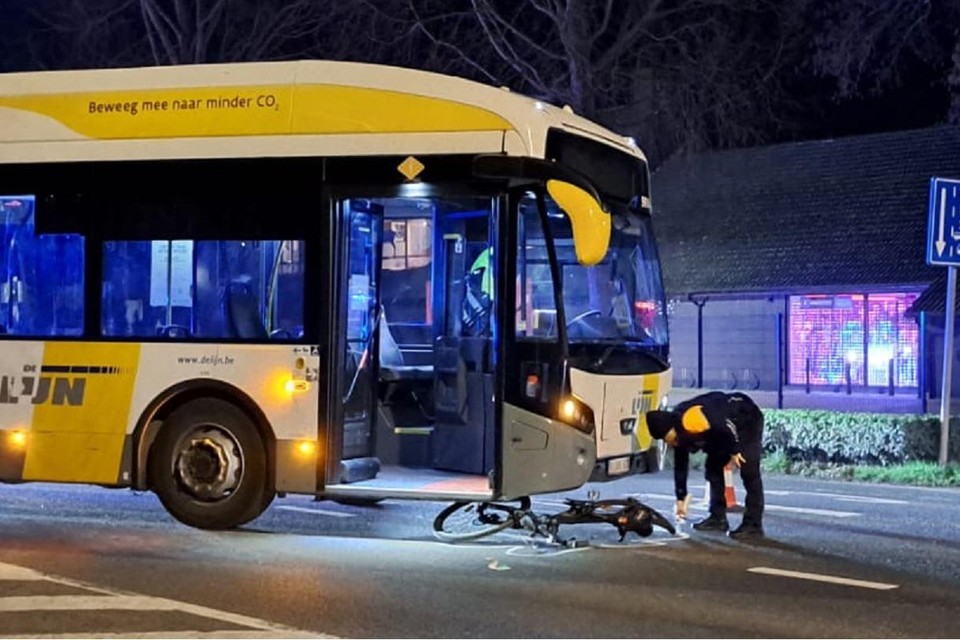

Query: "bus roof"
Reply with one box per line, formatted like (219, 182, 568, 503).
(0, 60, 644, 164)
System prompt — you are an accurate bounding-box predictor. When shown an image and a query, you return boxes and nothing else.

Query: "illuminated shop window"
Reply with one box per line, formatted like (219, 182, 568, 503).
(788, 292, 919, 387)
(867, 294, 919, 387)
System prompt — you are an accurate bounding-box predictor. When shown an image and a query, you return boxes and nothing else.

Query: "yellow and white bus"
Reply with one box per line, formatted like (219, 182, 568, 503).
(0, 61, 671, 529)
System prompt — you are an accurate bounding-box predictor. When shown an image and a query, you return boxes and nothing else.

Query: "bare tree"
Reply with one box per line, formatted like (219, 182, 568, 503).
(16, 0, 953, 162)
(950, 41, 960, 125)
(812, 0, 936, 98)
(134, 0, 336, 65)
(812, 0, 960, 124)
(22, 0, 378, 69)
(369, 0, 815, 164)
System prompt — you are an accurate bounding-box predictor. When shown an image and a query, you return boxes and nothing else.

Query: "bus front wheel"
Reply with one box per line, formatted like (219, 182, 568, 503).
(149, 398, 272, 530)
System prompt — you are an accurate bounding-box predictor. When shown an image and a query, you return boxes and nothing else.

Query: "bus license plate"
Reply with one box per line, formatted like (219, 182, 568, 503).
(607, 456, 630, 476)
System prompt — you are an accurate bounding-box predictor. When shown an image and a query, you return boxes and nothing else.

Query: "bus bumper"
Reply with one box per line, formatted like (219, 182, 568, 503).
(588, 447, 659, 482)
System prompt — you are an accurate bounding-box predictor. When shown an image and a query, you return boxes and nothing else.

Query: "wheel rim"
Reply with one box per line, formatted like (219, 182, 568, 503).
(433, 501, 519, 542)
(174, 425, 244, 502)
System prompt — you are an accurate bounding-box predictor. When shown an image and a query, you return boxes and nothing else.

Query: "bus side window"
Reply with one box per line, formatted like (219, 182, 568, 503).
(102, 239, 305, 339)
(1, 195, 84, 337)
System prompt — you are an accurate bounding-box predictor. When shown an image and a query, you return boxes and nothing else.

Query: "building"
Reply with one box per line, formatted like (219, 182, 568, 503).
(652, 126, 960, 412)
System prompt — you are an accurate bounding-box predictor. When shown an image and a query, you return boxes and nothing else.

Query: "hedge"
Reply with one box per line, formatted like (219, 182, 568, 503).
(762, 409, 960, 466)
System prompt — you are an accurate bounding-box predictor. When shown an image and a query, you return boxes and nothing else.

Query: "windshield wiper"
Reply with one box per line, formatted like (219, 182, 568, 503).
(593, 345, 617, 370)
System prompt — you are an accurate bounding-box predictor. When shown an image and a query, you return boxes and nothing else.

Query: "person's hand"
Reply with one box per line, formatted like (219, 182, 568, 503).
(674, 495, 691, 520)
(729, 453, 746, 468)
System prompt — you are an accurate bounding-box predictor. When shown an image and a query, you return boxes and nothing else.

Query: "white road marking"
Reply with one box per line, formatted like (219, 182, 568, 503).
(275, 505, 357, 518)
(748, 566, 899, 590)
(638, 493, 861, 518)
(765, 505, 860, 518)
(832, 496, 907, 505)
(0, 564, 44, 581)
(766, 490, 908, 505)
(505, 544, 589, 557)
(435, 526, 686, 555)
(0, 562, 332, 638)
(592, 531, 691, 549)
(0, 595, 181, 612)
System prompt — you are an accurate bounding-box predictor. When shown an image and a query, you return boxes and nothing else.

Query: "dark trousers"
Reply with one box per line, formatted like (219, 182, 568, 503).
(705, 434, 764, 526)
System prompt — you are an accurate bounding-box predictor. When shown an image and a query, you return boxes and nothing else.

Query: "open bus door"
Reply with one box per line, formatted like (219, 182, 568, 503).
(497, 187, 597, 499)
(333, 199, 383, 484)
(326, 192, 497, 501)
(429, 206, 496, 477)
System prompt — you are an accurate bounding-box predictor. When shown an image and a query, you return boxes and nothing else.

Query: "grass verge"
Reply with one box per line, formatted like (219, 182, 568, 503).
(760, 452, 960, 487)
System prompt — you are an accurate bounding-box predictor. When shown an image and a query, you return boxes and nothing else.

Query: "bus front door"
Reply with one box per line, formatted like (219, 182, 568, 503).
(331, 194, 497, 497)
(335, 199, 382, 484)
(429, 207, 496, 477)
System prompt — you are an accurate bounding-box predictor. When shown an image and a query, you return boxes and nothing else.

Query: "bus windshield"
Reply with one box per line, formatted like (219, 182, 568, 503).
(547, 196, 668, 346)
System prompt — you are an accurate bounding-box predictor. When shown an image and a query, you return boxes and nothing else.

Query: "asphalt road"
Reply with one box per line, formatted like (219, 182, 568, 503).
(1, 473, 960, 638)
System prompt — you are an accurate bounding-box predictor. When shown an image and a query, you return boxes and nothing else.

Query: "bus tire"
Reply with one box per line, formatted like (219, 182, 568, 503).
(149, 398, 271, 530)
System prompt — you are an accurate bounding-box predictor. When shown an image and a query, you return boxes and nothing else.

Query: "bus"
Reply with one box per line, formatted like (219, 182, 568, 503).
(0, 61, 671, 529)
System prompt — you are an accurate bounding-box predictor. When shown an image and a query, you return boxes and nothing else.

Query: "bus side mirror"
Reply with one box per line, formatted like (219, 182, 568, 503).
(471, 155, 612, 266)
(546, 180, 610, 266)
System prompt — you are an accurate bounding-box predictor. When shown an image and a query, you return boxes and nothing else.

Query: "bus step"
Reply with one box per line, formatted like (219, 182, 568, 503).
(393, 426, 434, 436)
(339, 457, 381, 483)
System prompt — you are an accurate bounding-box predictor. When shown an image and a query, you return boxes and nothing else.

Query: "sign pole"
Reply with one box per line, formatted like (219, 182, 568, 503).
(939, 266, 957, 467)
(928, 177, 960, 467)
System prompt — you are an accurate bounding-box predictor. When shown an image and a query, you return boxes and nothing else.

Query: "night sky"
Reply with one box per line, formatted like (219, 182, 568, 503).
(0, 0, 956, 163)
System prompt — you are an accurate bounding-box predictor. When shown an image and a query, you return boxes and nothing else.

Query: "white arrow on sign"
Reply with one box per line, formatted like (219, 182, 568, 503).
(937, 188, 947, 256)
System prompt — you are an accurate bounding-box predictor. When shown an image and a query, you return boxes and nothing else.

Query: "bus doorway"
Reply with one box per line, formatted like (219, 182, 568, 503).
(327, 194, 498, 502)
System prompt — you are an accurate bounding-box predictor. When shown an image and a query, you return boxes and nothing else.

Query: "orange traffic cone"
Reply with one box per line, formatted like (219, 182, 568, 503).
(703, 463, 744, 512)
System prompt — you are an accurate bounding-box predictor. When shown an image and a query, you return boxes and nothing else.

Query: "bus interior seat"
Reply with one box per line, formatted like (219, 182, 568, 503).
(157, 324, 190, 338)
(379, 311, 433, 383)
(431, 335, 494, 475)
(223, 280, 268, 339)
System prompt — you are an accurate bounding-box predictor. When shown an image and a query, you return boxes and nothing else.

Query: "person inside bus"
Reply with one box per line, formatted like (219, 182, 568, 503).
(462, 246, 493, 337)
(646, 392, 765, 540)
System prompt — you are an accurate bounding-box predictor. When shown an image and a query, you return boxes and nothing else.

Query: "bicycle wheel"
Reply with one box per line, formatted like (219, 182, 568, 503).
(432, 499, 529, 542)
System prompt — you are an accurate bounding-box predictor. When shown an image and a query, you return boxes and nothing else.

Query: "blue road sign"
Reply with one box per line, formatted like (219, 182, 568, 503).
(928, 178, 960, 266)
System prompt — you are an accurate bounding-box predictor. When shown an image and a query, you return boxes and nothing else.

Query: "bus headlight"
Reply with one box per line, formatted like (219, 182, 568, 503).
(559, 397, 595, 434)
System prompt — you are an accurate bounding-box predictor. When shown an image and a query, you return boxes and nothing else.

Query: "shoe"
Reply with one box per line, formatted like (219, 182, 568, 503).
(692, 514, 729, 532)
(729, 523, 764, 540)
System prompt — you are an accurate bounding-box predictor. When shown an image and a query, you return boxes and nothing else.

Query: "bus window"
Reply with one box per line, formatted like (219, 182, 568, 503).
(101, 239, 304, 339)
(0, 195, 84, 337)
(382, 217, 432, 326)
(516, 193, 558, 341)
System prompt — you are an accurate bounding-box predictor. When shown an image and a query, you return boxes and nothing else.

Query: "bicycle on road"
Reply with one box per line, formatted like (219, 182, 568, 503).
(433, 495, 676, 546)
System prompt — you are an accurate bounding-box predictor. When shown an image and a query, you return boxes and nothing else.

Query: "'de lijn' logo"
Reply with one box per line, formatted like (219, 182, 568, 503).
(0, 365, 123, 406)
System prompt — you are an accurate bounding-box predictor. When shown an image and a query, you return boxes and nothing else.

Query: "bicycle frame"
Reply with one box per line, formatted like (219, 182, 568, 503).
(433, 496, 675, 545)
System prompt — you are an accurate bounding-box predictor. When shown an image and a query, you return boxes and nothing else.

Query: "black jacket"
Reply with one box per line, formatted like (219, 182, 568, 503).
(671, 392, 762, 500)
